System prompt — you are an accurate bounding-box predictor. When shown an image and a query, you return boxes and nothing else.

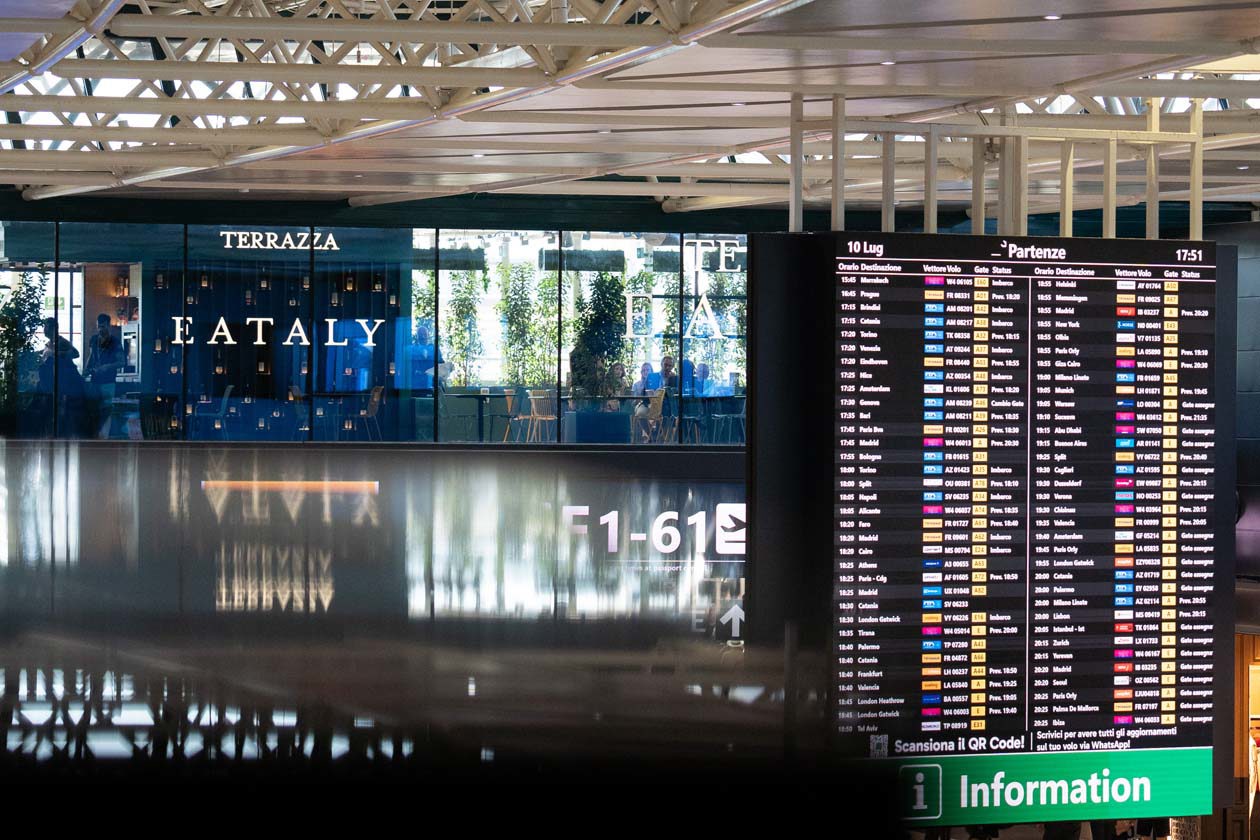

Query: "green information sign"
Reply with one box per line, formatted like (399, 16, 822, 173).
(893, 747, 1212, 825)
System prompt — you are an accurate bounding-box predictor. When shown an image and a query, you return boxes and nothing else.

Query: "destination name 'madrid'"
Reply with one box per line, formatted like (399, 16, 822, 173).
(169, 316, 385, 347)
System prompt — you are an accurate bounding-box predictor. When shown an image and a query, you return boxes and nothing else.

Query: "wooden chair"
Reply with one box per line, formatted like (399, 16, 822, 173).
(526, 389, 557, 442)
(501, 390, 530, 442)
(633, 389, 666, 443)
(349, 385, 384, 440)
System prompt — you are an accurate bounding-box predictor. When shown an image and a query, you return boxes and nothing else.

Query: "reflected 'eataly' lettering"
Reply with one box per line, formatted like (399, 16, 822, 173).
(216, 542, 334, 613)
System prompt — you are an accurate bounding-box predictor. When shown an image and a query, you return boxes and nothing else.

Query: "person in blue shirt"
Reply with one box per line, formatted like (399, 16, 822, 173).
(694, 362, 714, 396)
(409, 324, 444, 394)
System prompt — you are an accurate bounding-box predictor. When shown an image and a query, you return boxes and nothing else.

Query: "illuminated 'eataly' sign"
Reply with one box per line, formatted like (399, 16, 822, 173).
(170, 316, 386, 346)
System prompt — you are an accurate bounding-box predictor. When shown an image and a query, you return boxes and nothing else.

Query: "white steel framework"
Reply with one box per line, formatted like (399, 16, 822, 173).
(0, 0, 1258, 235)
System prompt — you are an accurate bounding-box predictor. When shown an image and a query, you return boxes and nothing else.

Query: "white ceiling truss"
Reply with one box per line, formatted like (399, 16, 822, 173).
(0, 0, 1259, 230)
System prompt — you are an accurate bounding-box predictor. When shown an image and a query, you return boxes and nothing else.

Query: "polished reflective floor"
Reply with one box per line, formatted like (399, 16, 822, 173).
(0, 628, 827, 779)
(0, 441, 839, 779)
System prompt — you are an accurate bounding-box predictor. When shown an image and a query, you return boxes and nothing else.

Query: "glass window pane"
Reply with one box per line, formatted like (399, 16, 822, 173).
(437, 230, 559, 443)
(0, 221, 56, 438)
(59, 222, 183, 440)
(184, 225, 313, 441)
(310, 226, 411, 442)
(561, 231, 680, 445)
(682, 234, 747, 445)
(403, 229, 437, 442)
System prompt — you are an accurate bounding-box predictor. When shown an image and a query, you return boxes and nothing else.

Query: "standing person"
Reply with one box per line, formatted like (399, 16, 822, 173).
(85, 313, 123, 437)
(37, 317, 86, 437)
(410, 325, 444, 394)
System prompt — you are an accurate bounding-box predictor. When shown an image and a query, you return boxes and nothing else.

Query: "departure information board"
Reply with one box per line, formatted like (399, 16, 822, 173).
(831, 232, 1234, 825)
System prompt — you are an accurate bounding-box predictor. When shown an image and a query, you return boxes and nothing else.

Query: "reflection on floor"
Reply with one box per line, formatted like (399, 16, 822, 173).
(0, 444, 826, 782)
(0, 443, 746, 632)
(0, 629, 827, 777)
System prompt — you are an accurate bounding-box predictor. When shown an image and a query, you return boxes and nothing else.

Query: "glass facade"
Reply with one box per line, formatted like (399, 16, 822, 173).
(683, 234, 747, 444)
(0, 223, 746, 446)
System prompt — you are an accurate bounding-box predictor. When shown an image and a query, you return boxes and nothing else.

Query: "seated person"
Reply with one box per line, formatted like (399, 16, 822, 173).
(694, 362, 714, 396)
(632, 362, 655, 395)
(604, 362, 627, 410)
(693, 363, 732, 396)
(660, 355, 678, 391)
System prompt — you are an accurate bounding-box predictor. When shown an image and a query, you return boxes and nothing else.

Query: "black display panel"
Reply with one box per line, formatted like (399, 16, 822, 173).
(830, 232, 1234, 823)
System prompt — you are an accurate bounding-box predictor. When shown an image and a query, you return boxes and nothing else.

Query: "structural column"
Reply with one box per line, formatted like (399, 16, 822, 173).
(998, 137, 1013, 235)
(1060, 140, 1074, 237)
(1015, 135, 1028, 236)
(1103, 135, 1117, 239)
(1190, 98, 1204, 240)
(831, 95, 845, 232)
(789, 92, 804, 232)
(1146, 97, 1161, 239)
(972, 137, 986, 235)
(882, 132, 895, 232)
(924, 126, 938, 234)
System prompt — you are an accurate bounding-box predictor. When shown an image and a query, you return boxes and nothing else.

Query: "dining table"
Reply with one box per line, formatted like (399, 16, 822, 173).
(445, 391, 493, 441)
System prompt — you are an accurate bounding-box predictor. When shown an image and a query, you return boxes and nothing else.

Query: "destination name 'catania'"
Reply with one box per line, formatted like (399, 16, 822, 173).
(960, 769, 1151, 810)
(169, 316, 385, 347)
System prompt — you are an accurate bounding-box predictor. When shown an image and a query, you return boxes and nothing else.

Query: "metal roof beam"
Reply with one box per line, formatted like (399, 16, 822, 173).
(141, 178, 795, 197)
(242, 159, 968, 179)
(0, 123, 324, 146)
(19, 58, 548, 87)
(3, 93, 440, 120)
(701, 33, 1259, 56)
(0, 149, 218, 168)
(578, 78, 1260, 98)
(100, 14, 675, 48)
(22, 0, 817, 201)
(0, 1, 126, 96)
(334, 137, 975, 156)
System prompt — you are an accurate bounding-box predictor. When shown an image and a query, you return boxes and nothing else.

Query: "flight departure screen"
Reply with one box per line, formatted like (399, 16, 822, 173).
(831, 232, 1233, 823)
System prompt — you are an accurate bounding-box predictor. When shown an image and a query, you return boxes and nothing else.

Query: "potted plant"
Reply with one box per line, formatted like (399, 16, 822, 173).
(0, 269, 46, 436)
